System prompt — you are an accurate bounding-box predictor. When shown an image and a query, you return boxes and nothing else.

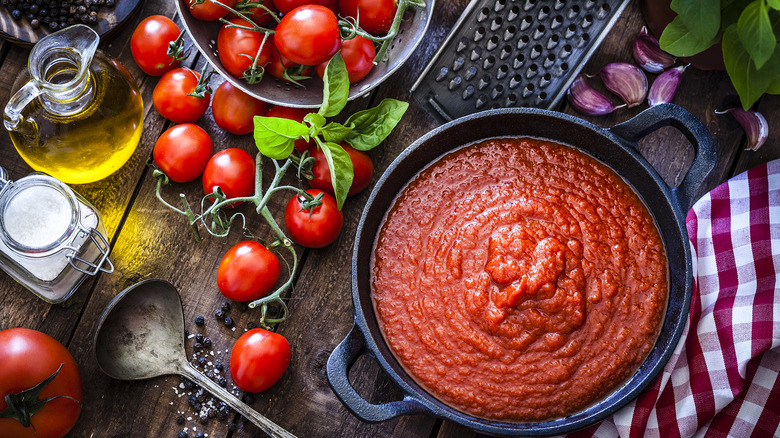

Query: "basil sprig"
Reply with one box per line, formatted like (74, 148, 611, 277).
(254, 53, 409, 209)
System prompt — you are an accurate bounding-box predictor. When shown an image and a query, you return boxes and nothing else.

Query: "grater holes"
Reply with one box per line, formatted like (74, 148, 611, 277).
(538, 92, 548, 102)
(522, 83, 535, 97)
(559, 44, 572, 58)
(564, 24, 576, 38)
(533, 24, 545, 40)
(513, 54, 525, 68)
(478, 7, 490, 22)
(478, 75, 490, 90)
(491, 17, 503, 32)
(494, 0, 507, 12)
(538, 5, 550, 20)
(462, 85, 475, 100)
(504, 25, 517, 41)
(487, 35, 500, 51)
(453, 57, 466, 71)
(551, 15, 563, 29)
(471, 47, 482, 61)
(556, 62, 569, 76)
(584, 0, 597, 8)
(465, 66, 478, 80)
(553, 0, 565, 10)
(547, 34, 559, 49)
(517, 34, 530, 49)
(475, 26, 486, 42)
(578, 33, 590, 47)
(530, 44, 543, 59)
(520, 15, 533, 31)
(500, 45, 512, 60)
(507, 6, 519, 21)
(523, 0, 536, 12)
(543, 54, 555, 68)
(539, 73, 551, 87)
(582, 14, 594, 29)
(457, 37, 469, 53)
(568, 5, 580, 19)
(526, 63, 539, 78)
(509, 74, 522, 89)
(483, 55, 496, 69)
(491, 84, 504, 99)
(436, 66, 449, 81)
(496, 64, 509, 80)
(598, 3, 611, 18)
(506, 93, 517, 107)
(476, 94, 488, 109)
(449, 76, 463, 90)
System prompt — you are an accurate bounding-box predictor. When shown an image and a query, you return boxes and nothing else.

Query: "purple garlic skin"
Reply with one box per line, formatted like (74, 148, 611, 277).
(648, 64, 688, 106)
(598, 62, 648, 108)
(567, 74, 624, 116)
(634, 26, 676, 73)
(716, 108, 769, 151)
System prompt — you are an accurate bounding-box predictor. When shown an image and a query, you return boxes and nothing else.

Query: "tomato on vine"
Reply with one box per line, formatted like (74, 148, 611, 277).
(229, 329, 290, 393)
(218, 241, 280, 302)
(316, 35, 376, 84)
(235, 0, 278, 23)
(202, 148, 256, 202)
(153, 124, 214, 183)
(284, 189, 343, 248)
(152, 67, 212, 123)
(309, 143, 374, 197)
(212, 81, 270, 135)
(0, 328, 83, 438)
(272, 0, 337, 14)
(130, 15, 183, 76)
(218, 18, 272, 81)
(265, 105, 315, 152)
(274, 5, 342, 66)
(339, 0, 398, 36)
(189, 0, 237, 20)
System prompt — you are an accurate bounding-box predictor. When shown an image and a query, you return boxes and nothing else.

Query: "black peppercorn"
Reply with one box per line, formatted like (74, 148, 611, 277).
(193, 342, 203, 351)
(224, 317, 234, 327)
(195, 333, 204, 343)
(10, 9, 21, 19)
(203, 337, 212, 348)
(242, 393, 255, 404)
(215, 361, 224, 371)
(217, 409, 228, 421)
(199, 415, 208, 425)
(188, 396, 198, 407)
(197, 357, 206, 366)
(194, 315, 205, 326)
(176, 415, 185, 425)
(218, 377, 227, 387)
(197, 393, 207, 403)
(220, 301, 231, 312)
(207, 408, 217, 418)
(178, 432, 188, 438)
(195, 433, 206, 438)
(206, 371, 215, 380)
(214, 309, 225, 320)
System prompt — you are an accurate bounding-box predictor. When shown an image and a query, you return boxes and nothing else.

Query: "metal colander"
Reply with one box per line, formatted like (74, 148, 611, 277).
(411, 0, 631, 121)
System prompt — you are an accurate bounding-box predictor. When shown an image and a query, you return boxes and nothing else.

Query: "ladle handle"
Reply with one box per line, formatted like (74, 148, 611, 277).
(179, 363, 297, 438)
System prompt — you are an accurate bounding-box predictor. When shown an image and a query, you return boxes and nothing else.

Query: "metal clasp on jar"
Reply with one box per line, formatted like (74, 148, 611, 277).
(64, 226, 114, 276)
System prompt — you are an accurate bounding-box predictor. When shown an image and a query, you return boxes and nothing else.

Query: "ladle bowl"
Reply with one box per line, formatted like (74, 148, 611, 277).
(93, 278, 295, 438)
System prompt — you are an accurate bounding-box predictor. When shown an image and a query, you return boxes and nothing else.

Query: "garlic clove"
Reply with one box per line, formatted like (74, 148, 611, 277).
(598, 62, 648, 108)
(715, 108, 769, 151)
(567, 74, 624, 116)
(633, 26, 676, 73)
(648, 64, 688, 106)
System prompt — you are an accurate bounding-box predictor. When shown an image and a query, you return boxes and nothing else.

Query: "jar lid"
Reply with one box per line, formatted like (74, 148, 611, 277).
(0, 174, 79, 254)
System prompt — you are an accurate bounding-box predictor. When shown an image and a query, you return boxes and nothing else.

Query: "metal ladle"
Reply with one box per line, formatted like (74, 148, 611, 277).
(93, 278, 295, 438)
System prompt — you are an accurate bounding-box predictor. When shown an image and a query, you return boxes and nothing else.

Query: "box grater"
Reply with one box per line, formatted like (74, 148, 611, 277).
(411, 0, 632, 121)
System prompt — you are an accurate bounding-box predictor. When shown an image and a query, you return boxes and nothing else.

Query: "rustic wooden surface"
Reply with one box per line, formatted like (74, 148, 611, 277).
(0, 0, 777, 437)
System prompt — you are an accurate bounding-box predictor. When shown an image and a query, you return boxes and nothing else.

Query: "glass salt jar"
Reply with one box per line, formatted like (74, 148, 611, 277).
(0, 168, 113, 303)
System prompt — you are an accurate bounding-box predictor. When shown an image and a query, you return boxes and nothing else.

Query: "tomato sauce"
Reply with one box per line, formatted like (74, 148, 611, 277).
(371, 138, 667, 422)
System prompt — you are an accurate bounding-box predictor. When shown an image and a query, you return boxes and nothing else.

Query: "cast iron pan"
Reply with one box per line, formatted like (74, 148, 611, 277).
(327, 104, 716, 436)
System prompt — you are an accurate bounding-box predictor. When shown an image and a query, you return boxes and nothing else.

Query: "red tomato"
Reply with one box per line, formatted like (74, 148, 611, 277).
(153, 124, 214, 182)
(212, 81, 270, 135)
(339, 0, 397, 35)
(273, 0, 337, 14)
(316, 35, 376, 83)
(309, 143, 374, 196)
(229, 329, 290, 393)
(266, 37, 314, 83)
(189, 0, 237, 20)
(235, 0, 277, 23)
(153, 68, 211, 123)
(202, 148, 256, 202)
(130, 15, 181, 76)
(274, 5, 342, 66)
(264, 105, 315, 152)
(218, 18, 272, 79)
(284, 189, 343, 248)
(0, 328, 83, 438)
(217, 241, 280, 301)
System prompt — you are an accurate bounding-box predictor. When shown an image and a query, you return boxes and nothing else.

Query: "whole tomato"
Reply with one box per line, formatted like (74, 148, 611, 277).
(339, 0, 397, 35)
(202, 148, 256, 202)
(212, 81, 269, 135)
(235, 0, 278, 23)
(229, 328, 290, 393)
(153, 68, 211, 123)
(0, 328, 83, 438)
(217, 241, 280, 301)
(316, 35, 376, 83)
(309, 143, 374, 196)
(284, 189, 343, 248)
(130, 15, 181, 76)
(189, 0, 237, 20)
(266, 36, 313, 83)
(218, 18, 272, 79)
(273, 0, 337, 14)
(264, 105, 315, 152)
(153, 124, 214, 182)
(274, 5, 342, 66)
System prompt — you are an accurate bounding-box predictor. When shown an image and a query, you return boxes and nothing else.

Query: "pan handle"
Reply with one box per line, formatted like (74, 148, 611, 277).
(326, 325, 428, 422)
(607, 103, 717, 212)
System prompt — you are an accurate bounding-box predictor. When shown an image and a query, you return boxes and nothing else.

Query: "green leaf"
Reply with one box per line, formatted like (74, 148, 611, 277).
(723, 23, 780, 108)
(343, 99, 409, 151)
(738, 0, 776, 69)
(304, 113, 326, 130)
(321, 122, 353, 144)
(254, 116, 310, 159)
(659, 16, 720, 57)
(670, 0, 721, 41)
(768, 74, 780, 93)
(319, 53, 350, 118)
(722, 0, 755, 30)
(768, 0, 780, 9)
(318, 141, 353, 210)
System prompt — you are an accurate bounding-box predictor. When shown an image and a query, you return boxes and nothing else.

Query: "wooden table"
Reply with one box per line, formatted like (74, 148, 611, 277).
(0, 1, 777, 437)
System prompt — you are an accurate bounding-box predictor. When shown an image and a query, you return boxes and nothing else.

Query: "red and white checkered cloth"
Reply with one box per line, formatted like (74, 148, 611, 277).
(572, 159, 780, 438)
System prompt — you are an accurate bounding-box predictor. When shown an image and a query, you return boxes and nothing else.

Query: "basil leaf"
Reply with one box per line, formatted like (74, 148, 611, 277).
(304, 113, 326, 130)
(768, 0, 780, 9)
(723, 24, 780, 108)
(659, 15, 720, 57)
(670, 0, 721, 42)
(343, 99, 409, 151)
(254, 116, 310, 159)
(321, 122, 353, 144)
(737, 0, 776, 69)
(318, 141, 353, 210)
(319, 53, 350, 118)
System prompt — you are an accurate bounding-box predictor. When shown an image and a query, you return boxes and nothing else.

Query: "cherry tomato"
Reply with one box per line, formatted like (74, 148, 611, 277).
(266, 36, 314, 83)
(189, 0, 237, 20)
(274, 5, 342, 66)
(0, 328, 83, 438)
(153, 123, 214, 183)
(217, 241, 280, 302)
(212, 81, 269, 135)
(130, 15, 181, 76)
(235, 0, 277, 23)
(229, 329, 290, 393)
(339, 0, 397, 35)
(309, 143, 374, 196)
(153, 68, 211, 123)
(273, 0, 337, 14)
(264, 105, 315, 152)
(316, 35, 376, 83)
(218, 18, 272, 79)
(202, 148, 256, 203)
(284, 189, 343, 248)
